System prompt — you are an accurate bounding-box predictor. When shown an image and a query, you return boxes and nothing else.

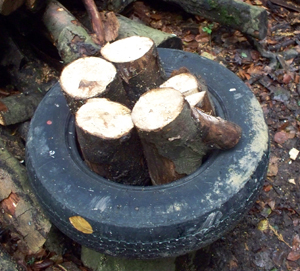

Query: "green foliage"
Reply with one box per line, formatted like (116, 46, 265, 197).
(202, 24, 214, 35)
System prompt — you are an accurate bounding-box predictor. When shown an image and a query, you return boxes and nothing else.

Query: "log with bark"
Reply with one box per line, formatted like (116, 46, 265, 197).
(60, 56, 129, 114)
(94, 0, 267, 39)
(160, 70, 215, 114)
(131, 87, 241, 185)
(116, 14, 182, 49)
(161, 0, 268, 39)
(75, 98, 151, 185)
(0, 92, 44, 126)
(0, 18, 59, 125)
(0, 137, 51, 255)
(101, 36, 166, 108)
(43, 0, 101, 64)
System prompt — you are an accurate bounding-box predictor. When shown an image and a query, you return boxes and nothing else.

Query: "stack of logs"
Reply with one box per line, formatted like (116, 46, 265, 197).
(60, 35, 242, 186)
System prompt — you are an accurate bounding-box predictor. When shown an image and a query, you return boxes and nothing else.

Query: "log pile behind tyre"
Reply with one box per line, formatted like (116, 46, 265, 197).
(59, 35, 242, 186)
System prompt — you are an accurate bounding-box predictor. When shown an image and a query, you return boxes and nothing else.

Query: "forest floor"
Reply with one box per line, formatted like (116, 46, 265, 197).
(1, 0, 300, 270)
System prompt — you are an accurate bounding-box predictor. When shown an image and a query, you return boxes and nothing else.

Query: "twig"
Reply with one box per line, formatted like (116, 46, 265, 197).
(82, 0, 105, 46)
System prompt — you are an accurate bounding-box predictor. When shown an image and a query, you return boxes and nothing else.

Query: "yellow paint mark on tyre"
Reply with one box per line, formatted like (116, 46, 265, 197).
(69, 216, 93, 234)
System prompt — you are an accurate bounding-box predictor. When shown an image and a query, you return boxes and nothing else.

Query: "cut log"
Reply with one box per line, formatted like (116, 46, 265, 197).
(60, 56, 129, 114)
(185, 91, 215, 115)
(160, 71, 215, 114)
(43, 0, 101, 64)
(101, 36, 166, 108)
(0, 0, 24, 15)
(132, 87, 242, 185)
(0, 137, 51, 255)
(160, 73, 200, 96)
(0, 92, 44, 126)
(162, 0, 267, 39)
(92, 0, 266, 39)
(116, 14, 182, 49)
(192, 107, 242, 150)
(132, 87, 207, 185)
(79, 13, 182, 49)
(75, 98, 150, 185)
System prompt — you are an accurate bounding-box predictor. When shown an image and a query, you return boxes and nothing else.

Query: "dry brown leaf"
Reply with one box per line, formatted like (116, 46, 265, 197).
(267, 156, 279, 177)
(287, 251, 300, 261)
(274, 131, 290, 144)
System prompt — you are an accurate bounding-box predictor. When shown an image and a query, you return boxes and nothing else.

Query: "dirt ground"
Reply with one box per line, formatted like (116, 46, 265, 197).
(1, 0, 300, 270)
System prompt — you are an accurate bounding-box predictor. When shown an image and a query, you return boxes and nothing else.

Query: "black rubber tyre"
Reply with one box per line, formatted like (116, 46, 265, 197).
(26, 49, 269, 259)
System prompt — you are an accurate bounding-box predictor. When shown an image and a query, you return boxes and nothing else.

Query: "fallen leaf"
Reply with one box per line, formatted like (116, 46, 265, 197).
(287, 251, 300, 261)
(258, 219, 269, 231)
(69, 216, 93, 234)
(183, 34, 195, 42)
(288, 179, 296, 185)
(274, 131, 290, 144)
(267, 156, 279, 177)
(201, 52, 215, 60)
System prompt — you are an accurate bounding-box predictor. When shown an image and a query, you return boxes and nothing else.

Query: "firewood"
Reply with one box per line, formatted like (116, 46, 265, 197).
(132, 87, 242, 185)
(0, 92, 44, 126)
(185, 91, 215, 115)
(116, 14, 182, 49)
(101, 36, 166, 108)
(94, 0, 267, 39)
(0, 137, 51, 255)
(192, 107, 242, 150)
(42, 0, 101, 64)
(132, 87, 207, 185)
(60, 56, 129, 114)
(160, 72, 215, 114)
(75, 98, 151, 185)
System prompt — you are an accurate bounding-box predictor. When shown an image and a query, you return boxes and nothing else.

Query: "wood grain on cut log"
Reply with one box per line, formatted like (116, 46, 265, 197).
(43, 0, 101, 64)
(60, 56, 129, 113)
(76, 98, 150, 185)
(160, 72, 215, 114)
(132, 87, 207, 185)
(101, 36, 166, 108)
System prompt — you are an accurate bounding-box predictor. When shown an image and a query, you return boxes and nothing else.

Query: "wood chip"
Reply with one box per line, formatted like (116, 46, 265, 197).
(289, 148, 299, 160)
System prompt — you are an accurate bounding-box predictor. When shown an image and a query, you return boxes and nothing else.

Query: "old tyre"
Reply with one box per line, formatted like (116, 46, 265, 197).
(26, 48, 269, 259)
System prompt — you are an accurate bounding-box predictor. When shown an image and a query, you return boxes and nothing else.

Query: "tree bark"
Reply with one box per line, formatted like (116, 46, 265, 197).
(42, 0, 101, 64)
(132, 88, 207, 185)
(162, 0, 267, 39)
(101, 36, 166, 108)
(60, 56, 129, 114)
(192, 107, 242, 150)
(116, 14, 182, 49)
(91, 0, 267, 39)
(75, 98, 151, 186)
(82, 0, 106, 46)
(0, 92, 44, 126)
(0, 138, 51, 255)
(132, 87, 242, 185)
